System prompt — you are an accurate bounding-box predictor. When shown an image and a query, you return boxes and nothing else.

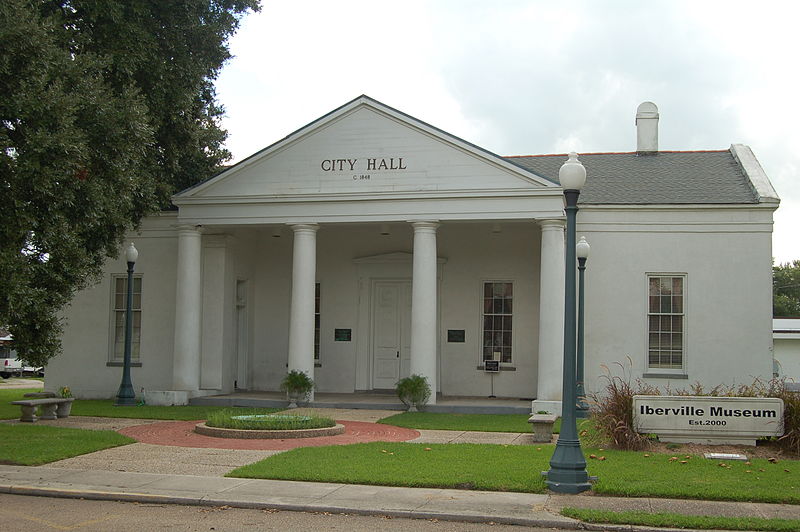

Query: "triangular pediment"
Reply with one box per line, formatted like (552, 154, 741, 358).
(175, 95, 555, 203)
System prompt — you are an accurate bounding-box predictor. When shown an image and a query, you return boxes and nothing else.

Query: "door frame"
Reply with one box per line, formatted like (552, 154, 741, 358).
(353, 252, 445, 391)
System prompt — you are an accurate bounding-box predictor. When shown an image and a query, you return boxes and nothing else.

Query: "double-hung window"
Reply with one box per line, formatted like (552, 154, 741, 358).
(647, 275, 685, 370)
(111, 275, 142, 363)
(482, 281, 513, 363)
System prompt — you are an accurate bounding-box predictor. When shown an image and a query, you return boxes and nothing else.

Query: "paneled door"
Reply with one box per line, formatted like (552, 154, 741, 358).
(372, 280, 411, 389)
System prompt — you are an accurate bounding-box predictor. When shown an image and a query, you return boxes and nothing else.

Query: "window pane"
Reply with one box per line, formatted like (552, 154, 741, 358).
(660, 277, 671, 295)
(672, 277, 683, 295)
(484, 298, 493, 313)
(493, 299, 504, 313)
(660, 315, 671, 332)
(503, 331, 512, 347)
(672, 295, 683, 313)
(484, 283, 493, 297)
(673, 316, 682, 332)
(649, 278, 659, 296)
(649, 296, 659, 313)
(132, 277, 142, 293)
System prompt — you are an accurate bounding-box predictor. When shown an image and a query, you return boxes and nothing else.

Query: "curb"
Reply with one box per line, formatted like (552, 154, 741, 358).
(0, 484, 581, 529)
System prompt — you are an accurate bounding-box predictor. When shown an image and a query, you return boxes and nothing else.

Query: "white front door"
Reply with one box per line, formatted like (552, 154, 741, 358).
(372, 280, 411, 389)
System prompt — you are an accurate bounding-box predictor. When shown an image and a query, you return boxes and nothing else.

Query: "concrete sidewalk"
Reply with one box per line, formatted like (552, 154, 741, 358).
(2, 464, 800, 530)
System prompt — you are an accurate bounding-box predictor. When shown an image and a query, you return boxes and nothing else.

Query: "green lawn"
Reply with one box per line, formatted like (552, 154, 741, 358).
(1, 389, 277, 421)
(0, 388, 40, 419)
(378, 412, 563, 433)
(228, 442, 800, 504)
(0, 424, 134, 465)
(561, 508, 800, 532)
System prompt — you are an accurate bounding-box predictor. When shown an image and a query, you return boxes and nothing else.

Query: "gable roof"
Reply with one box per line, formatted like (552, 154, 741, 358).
(506, 150, 761, 205)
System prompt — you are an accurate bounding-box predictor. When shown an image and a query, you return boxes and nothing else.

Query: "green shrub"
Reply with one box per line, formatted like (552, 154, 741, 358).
(280, 370, 314, 399)
(396, 374, 431, 411)
(206, 409, 335, 430)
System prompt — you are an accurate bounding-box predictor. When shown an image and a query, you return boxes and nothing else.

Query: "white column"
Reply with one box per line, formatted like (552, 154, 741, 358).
(533, 219, 566, 415)
(173, 225, 203, 392)
(287, 224, 318, 398)
(409, 221, 439, 404)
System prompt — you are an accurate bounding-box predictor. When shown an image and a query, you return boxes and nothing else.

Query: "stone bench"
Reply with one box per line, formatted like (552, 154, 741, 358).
(23, 391, 57, 399)
(11, 398, 74, 422)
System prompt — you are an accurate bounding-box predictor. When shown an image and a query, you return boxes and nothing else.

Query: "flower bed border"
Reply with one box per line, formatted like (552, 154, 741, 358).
(194, 422, 345, 439)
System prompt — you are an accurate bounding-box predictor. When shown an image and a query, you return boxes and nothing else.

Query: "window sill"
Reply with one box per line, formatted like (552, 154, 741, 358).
(643, 372, 687, 379)
(476, 365, 516, 371)
(106, 361, 142, 367)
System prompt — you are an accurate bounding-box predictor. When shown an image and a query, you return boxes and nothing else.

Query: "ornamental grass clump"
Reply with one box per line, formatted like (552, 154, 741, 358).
(205, 409, 335, 431)
(589, 359, 658, 451)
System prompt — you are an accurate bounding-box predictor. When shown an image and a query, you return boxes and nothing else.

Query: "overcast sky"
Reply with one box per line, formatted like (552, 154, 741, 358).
(215, 0, 799, 263)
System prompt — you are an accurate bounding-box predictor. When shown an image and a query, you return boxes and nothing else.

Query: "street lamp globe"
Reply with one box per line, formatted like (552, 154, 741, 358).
(576, 236, 590, 259)
(558, 152, 587, 190)
(125, 242, 138, 264)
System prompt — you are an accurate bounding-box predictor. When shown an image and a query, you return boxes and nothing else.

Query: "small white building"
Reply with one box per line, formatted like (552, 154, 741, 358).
(774, 318, 800, 387)
(46, 96, 780, 412)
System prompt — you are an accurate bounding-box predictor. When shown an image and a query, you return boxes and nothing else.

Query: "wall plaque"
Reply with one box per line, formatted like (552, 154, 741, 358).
(334, 329, 351, 342)
(447, 329, 465, 343)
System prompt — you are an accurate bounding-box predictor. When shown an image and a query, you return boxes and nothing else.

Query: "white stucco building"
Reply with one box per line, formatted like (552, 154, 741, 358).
(46, 96, 780, 411)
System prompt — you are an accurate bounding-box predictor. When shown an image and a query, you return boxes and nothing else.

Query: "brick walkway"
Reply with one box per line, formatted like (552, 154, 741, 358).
(118, 419, 420, 450)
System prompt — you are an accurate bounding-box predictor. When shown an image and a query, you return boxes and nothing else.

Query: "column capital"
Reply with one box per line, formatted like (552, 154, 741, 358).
(538, 219, 566, 231)
(288, 223, 319, 234)
(176, 224, 203, 235)
(409, 220, 440, 233)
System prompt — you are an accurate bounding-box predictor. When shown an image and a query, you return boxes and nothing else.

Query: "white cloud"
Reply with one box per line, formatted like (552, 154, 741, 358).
(216, 0, 800, 261)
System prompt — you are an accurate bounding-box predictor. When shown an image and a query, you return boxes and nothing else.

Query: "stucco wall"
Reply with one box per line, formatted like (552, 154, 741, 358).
(578, 206, 774, 397)
(48, 214, 179, 398)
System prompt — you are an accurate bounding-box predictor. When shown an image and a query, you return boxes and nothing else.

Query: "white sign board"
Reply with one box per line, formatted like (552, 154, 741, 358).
(632, 395, 784, 446)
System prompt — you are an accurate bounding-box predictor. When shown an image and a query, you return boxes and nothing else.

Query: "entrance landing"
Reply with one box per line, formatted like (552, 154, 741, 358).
(190, 391, 532, 415)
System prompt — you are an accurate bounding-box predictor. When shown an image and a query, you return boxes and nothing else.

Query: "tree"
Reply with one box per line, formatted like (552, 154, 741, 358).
(0, 0, 259, 366)
(774, 260, 800, 317)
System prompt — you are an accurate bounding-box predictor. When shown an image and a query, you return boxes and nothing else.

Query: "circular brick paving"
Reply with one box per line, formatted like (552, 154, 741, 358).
(118, 420, 420, 450)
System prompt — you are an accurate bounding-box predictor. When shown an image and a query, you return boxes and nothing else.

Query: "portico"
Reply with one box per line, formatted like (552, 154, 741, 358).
(160, 95, 568, 405)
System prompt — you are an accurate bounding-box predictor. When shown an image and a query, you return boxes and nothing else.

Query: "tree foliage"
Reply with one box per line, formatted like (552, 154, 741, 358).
(0, 0, 259, 366)
(774, 260, 800, 317)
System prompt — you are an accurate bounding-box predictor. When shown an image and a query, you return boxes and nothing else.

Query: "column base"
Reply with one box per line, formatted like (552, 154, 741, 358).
(532, 400, 562, 417)
(144, 389, 218, 406)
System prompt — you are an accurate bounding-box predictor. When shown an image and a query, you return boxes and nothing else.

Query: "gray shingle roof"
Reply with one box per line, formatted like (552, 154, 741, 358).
(505, 151, 759, 204)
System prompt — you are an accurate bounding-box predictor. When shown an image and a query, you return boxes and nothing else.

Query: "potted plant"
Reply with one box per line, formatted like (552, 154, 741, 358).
(280, 370, 314, 408)
(57, 386, 75, 418)
(396, 374, 431, 412)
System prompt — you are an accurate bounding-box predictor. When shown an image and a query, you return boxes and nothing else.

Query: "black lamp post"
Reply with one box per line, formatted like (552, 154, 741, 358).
(575, 236, 590, 418)
(545, 152, 592, 494)
(115, 242, 138, 406)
